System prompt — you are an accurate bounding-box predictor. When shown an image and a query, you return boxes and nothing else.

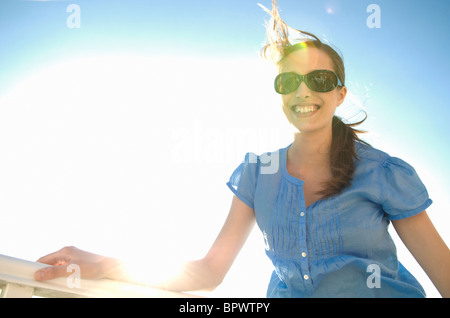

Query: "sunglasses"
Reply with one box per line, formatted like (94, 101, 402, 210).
(274, 70, 343, 94)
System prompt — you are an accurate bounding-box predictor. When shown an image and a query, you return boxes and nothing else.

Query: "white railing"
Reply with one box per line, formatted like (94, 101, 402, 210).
(0, 254, 197, 298)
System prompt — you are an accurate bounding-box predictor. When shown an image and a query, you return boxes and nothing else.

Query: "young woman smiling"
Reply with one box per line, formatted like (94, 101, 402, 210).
(34, 1, 450, 297)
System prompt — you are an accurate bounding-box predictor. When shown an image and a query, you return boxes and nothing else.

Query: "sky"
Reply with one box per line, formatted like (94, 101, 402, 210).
(0, 0, 449, 297)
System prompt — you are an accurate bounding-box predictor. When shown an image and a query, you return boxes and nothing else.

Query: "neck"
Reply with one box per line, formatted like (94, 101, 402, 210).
(289, 126, 332, 168)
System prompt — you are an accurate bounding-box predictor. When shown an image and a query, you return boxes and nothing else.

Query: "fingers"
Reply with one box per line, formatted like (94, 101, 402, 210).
(34, 265, 70, 281)
(34, 246, 108, 281)
(34, 246, 78, 281)
(36, 253, 68, 267)
(36, 246, 77, 265)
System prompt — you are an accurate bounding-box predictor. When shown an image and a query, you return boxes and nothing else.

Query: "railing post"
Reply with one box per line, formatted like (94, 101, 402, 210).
(1, 283, 34, 298)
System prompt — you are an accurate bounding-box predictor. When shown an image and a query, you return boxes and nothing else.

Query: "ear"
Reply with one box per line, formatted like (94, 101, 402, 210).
(336, 86, 347, 107)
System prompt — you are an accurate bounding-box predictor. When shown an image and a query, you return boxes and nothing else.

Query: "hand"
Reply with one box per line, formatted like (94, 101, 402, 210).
(34, 246, 118, 281)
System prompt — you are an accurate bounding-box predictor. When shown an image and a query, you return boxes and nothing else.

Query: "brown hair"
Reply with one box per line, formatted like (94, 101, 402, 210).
(260, 0, 368, 198)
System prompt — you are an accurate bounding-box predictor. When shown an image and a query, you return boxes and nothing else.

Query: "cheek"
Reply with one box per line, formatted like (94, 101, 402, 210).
(281, 96, 293, 115)
(316, 91, 339, 110)
(281, 95, 290, 107)
(280, 96, 294, 123)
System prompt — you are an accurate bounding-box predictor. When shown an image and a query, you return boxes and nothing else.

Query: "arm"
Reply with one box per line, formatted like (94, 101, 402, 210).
(392, 210, 450, 297)
(35, 195, 255, 293)
(160, 195, 255, 291)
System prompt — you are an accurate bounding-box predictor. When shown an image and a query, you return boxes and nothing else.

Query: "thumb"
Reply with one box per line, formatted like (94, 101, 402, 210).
(34, 265, 69, 281)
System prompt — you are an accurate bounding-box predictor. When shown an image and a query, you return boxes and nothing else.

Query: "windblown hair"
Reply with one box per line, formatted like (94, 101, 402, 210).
(260, 0, 368, 199)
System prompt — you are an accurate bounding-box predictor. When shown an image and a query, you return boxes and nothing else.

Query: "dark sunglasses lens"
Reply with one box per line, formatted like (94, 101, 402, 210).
(275, 73, 300, 94)
(306, 71, 338, 92)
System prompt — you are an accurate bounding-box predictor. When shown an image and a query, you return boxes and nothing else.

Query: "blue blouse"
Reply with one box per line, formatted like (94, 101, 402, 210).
(226, 142, 432, 298)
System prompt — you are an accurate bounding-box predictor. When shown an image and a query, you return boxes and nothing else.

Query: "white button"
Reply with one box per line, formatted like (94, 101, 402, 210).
(300, 211, 305, 217)
(303, 274, 309, 280)
(301, 252, 307, 257)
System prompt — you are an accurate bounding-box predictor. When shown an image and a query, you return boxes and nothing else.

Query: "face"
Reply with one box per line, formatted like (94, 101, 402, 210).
(278, 47, 347, 135)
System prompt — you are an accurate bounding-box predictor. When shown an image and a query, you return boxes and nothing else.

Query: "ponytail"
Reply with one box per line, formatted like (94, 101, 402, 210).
(317, 115, 368, 198)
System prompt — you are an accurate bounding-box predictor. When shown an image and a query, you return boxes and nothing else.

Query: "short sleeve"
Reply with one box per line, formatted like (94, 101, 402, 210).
(379, 156, 432, 220)
(226, 152, 260, 209)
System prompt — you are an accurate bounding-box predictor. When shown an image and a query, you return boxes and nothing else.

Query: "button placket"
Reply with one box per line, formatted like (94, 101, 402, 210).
(298, 206, 312, 287)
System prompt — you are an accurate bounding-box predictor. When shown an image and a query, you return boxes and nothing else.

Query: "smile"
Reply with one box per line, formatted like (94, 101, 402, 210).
(291, 105, 320, 115)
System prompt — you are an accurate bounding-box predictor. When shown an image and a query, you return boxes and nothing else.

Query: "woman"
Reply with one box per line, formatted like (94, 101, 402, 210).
(34, 1, 450, 297)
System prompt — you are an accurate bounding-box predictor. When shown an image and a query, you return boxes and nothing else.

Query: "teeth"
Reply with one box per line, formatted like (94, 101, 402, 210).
(294, 105, 318, 114)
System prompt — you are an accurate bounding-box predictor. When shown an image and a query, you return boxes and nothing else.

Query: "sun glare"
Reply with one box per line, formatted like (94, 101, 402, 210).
(0, 54, 279, 297)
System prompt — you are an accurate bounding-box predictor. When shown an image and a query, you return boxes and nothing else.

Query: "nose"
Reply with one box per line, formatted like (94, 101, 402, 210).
(295, 80, 311, 99)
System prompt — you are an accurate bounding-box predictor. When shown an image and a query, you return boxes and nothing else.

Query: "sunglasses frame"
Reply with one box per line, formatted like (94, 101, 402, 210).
(274, 70, 343, 94)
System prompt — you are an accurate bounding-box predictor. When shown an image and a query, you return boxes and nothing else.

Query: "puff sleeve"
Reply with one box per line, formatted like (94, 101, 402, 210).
(226, 152, 260, 209)
(379, 156, 432, 220)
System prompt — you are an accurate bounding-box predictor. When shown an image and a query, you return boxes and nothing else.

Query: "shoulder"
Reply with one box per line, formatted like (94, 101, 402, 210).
(242, 146, 287, 162)
(239, 145, 288, 175)
(355, 141, 389, 164)
(353, 141, 423, 196)
(355, 141, 417, 173)
(227, 146, 287, 209)
(352, 142, 431, 218)
(229, 145, 287, 179)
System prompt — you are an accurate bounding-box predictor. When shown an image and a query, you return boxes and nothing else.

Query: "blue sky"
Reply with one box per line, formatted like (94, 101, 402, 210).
(1, 0, 449, 143)
(0, 0, 449, 297)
